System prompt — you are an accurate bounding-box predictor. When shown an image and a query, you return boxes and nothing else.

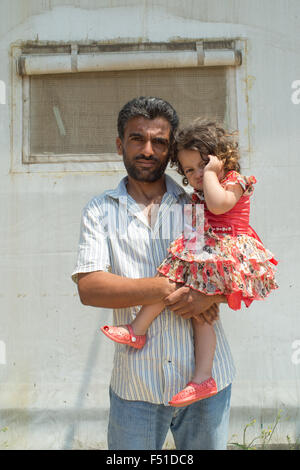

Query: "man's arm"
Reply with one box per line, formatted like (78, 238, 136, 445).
(77, 271, 176, 309)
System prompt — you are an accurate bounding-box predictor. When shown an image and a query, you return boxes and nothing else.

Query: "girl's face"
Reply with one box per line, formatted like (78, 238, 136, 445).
(178, 149, 208, 190)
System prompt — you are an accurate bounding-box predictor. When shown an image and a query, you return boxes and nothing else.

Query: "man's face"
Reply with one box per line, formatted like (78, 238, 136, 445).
(116, 116, 171, 182)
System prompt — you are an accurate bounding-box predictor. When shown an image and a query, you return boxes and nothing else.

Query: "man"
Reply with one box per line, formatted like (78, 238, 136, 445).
(72, 97, 235, 450)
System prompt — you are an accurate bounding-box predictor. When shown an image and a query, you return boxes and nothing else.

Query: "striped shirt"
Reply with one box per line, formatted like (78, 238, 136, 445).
(72, 174, 236, 405)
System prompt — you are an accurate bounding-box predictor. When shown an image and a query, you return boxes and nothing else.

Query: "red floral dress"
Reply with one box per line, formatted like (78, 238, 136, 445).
(157, 171, 278, 310)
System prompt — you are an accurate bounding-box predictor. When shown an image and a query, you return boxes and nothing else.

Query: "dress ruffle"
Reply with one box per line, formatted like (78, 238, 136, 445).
(157, 171, 278, 310)
(157, 232, 278, 310)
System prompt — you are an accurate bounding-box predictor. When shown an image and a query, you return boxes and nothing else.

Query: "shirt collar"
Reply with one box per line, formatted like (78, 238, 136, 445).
(108, 174, 187, 202)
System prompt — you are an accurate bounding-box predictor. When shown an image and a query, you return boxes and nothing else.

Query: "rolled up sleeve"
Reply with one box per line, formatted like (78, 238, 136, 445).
(71, 201, 111, 284)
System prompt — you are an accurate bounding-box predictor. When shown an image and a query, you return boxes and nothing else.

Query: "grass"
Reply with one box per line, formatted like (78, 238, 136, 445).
(229, 410, 300, 450)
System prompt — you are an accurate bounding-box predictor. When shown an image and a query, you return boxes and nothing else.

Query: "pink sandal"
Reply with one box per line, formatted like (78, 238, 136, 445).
(169, 377, 217, 407)
(100, 324, 146, 349)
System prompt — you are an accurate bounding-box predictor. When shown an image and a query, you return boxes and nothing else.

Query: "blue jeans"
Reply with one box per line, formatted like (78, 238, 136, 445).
(108, 384, 232, 450)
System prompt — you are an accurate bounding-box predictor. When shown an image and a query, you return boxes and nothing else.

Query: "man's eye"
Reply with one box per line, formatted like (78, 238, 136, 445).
(153, 139, 168, 148)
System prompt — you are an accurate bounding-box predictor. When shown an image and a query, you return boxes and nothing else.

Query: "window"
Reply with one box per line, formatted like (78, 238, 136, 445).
(12, 40, 248, 171)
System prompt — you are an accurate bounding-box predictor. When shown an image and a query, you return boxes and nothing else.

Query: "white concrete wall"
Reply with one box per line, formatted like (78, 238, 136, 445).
(0, 0, 299, 449)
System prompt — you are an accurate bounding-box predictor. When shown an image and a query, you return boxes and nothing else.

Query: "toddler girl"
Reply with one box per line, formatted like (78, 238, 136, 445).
(101, 119, 278, 407)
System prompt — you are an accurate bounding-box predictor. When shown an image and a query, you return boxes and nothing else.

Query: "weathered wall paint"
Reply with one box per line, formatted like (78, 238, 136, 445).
(0, 0, 299, 449)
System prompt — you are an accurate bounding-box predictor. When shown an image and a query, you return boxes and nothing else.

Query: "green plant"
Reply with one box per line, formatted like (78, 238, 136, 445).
(260, 409, 282, 449)
(229, 409, 285, 450)
(0, 427, 8, 449)
(229, 418, 259, 450)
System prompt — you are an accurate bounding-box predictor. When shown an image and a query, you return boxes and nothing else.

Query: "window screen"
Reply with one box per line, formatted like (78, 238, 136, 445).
(28, 66, 228, 162)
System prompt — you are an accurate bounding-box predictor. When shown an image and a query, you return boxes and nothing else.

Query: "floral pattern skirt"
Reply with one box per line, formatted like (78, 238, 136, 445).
(157, 227, 278, 310)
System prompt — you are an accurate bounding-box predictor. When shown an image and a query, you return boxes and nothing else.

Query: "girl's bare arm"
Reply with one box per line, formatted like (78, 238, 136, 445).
(203, 155, 243, 215)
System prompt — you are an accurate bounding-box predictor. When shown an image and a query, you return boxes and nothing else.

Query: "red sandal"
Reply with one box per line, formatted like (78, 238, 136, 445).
(169, 377, 217, 407)
(100, 324, 146, 349)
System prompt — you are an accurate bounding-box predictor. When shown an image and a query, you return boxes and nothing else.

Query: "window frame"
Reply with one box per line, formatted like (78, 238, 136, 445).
(11, 39, 250, 174)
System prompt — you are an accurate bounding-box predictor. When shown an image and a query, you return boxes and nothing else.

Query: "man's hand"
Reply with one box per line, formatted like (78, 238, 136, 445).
(158, 275, 178, 298)
(164, 286, 226, 323)
(164, 285, 225, 320)
(192, 303, 220, 325)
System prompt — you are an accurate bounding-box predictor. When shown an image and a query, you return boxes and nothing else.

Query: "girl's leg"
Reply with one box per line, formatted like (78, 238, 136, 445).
(131, 272, 178, 334)
(191, 318, 216, 383)
(101, 275, 175, 347)
(169, 317, 217, 407)
(101, 301, 165, 346)
(131, 301, 165, 335)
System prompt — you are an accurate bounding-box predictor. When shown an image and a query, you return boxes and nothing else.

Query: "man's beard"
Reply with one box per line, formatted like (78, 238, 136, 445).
(122, 151, 169, 182)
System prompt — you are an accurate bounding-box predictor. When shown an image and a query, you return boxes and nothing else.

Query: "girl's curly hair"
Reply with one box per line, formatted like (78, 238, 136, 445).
(171, 118, 241, 186)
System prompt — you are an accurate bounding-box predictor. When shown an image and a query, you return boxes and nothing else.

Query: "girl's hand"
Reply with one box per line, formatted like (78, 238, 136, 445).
(204, 155, 224, 177)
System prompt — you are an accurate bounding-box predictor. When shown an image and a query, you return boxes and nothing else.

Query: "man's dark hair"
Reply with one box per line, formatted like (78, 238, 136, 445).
(117, 96, 179, 140)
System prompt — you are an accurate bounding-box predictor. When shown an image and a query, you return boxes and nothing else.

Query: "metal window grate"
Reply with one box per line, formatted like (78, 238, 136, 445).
(28, 66, 228, 162)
